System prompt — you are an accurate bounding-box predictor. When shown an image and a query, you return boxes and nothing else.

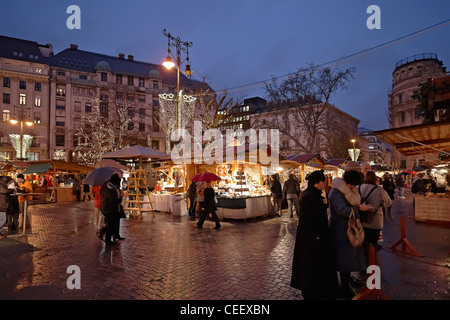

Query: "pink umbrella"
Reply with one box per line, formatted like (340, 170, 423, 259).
(190, 172, 221, 182)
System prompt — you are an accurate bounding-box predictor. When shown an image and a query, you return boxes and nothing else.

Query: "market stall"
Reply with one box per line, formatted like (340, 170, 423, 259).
(102, 145, 169, 217)
(22, 160, 94, 202)
(376, 121, 450, 224)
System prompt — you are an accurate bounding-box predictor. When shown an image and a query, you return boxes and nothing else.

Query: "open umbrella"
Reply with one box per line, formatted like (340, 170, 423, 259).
(190, 172, 221, 182)
(84, 166, 123, 186)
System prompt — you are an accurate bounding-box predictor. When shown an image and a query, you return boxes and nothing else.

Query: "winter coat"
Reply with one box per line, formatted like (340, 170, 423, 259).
(359, 184, 385, 230)
(291, 186, 339, 299)
(328, 187, 366, 272)
(270, 180, 282, 198)
(203, 187, 217, 213)
(331, 177, 361, 206)
(0, 179, 11, 212)
(99, 181, 122, 214)
(186, 182, 197, 199)
(395, 175, 405, 187)
(283, 178, 300, 199)
(0, 176, 19, 215)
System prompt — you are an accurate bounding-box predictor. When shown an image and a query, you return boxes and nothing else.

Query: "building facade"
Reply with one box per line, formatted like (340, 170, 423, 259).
(388, 53, 448, 169)
(0, 35, 212, 163)
(358, 127, 392, 166)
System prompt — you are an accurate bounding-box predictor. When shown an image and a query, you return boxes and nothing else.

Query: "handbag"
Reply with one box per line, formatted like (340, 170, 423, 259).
(347, 208, 365, 248)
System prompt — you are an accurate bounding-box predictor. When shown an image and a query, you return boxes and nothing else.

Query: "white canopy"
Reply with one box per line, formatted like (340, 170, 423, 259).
(102, 145, 169, 160)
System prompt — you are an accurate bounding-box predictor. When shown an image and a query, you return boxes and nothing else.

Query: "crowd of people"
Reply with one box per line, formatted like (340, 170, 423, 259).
(289, 161, 400, 300)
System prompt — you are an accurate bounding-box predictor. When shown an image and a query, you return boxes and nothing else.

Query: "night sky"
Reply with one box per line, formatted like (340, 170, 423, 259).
(1, 0, 449, 131)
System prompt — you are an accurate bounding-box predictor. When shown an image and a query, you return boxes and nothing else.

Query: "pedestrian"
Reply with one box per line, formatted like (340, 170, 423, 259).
(196, 181, 221, 230)
(196, 181, 205, 218)
(329, 169, 371, 299)
(17, 174, 33, 229)
(270, 174, 283, 216)
(82, 181, 91, 201)
(72, 176, 81, 201)
(359, 171, 391, 262)
(360, 162, 371, 178)
(382, 173, 395, 200)
(122, 177, 128, 192)
(291, 170, 339, 300)
(92, 185, 104, 232)
(283, 174, 300, 218)
(0, 176, 13, 239)
(395, 173, 406, 199)
(98, 173, 122, 245)
(186, 181, 197, 220)
(325, 173, 332, 197)
(0, 176, 20, 233)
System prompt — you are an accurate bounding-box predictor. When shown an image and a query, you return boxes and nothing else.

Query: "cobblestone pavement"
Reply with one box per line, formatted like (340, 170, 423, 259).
(0, 190, 449, 301)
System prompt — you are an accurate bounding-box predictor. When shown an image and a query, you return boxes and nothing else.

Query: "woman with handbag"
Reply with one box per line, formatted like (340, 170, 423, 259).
(329, 169, 371, 299)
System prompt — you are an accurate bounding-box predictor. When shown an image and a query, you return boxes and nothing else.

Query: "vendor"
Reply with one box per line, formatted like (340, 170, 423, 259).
(17, 174, 33, 229)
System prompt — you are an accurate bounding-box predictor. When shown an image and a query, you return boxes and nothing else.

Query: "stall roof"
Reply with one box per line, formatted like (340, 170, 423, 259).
(102, 145, 169, 160)
(375, 121, 450, 156)
(285, 154, 326, 167)
(24, 160, 94, 173)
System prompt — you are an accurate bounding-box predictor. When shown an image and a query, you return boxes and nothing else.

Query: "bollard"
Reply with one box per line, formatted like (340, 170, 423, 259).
(389, 216, 424, 257)
(353, 245, 390, 300)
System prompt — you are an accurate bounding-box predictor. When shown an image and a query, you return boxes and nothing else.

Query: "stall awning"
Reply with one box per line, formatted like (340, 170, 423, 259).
(375, 121, 450, 156)
(23, 162, 52, 174)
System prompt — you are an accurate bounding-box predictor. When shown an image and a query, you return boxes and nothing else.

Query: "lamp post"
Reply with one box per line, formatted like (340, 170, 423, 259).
(9, 105, 33, 160)
(351, 139, 356, 161)
(162, 29, 193, 131)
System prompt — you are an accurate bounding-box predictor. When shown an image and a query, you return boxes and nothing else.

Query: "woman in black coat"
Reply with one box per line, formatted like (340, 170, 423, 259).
(291, 170, 339, 300)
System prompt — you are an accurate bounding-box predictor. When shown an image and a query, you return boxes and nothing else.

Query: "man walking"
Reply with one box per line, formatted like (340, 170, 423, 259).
(283, 174, 300, 218)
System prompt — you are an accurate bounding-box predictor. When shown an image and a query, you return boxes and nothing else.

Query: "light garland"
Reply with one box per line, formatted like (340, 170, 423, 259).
(9, 134, 33, 159)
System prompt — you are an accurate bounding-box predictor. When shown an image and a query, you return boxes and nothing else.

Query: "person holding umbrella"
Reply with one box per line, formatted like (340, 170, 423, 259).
(191, 172, 221, 230)
(99, 173, 123, 245)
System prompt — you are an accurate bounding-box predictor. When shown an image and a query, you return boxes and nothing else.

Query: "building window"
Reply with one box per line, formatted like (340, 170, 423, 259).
(56, 71, 66, 76)
(3, 77, 10, 88)
(151, 140, 159, 151)
(139, 78, 145, 87)
(19, 80, 26, 90)
(56, 105, 66, 110)
(56, 88, 66, 96)
(153, 99, 159, 107)
(34, 96, 41, 107)
(139, 108, 145, 118)
(398, 94, 403, 104)
(85, 103, 92, 113)
(127, 76, 134, 86)
(116, 74, 122, 84)
(79, 75, 87, 80)
(139, 123, 145, 132)
(27, 152, 40, 161)
(153, 81, 158, 89)
(128, 121, 134, 130)
(55, 134, 65, 147)
(400, 111, 405, 122)
(34, 112, 41, 124)
(35, 82, 42, 91)
(100, 103, 108, 115)
(19, 93, 26, 105)
(101, 72, 107, 82)
(56, 116, 65, 126)
(100, 93, 108, 101)
(3, 93, 10, 104)
(2, 110, 10, 121)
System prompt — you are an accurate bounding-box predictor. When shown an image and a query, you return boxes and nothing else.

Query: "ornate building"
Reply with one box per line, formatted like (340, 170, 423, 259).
(388, 53, 448, 169)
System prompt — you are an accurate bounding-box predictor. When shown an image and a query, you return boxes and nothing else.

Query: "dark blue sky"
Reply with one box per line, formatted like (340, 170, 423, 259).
(1, 0, 449, 130)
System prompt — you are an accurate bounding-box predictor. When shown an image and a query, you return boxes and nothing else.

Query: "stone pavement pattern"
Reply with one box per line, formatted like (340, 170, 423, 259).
(0, 190, 449, 300)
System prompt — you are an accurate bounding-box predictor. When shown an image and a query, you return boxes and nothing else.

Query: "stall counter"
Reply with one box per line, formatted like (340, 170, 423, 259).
(414, 194, 450, 223)
(216, 195, 272, 220)
(140, 193, 187, 216)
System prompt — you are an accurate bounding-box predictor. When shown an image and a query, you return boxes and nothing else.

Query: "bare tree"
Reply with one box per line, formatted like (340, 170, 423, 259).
(254, 64, 356, 156)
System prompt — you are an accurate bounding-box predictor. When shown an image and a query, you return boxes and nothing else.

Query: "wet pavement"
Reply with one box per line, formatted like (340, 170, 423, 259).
(0, 189, 449, 302)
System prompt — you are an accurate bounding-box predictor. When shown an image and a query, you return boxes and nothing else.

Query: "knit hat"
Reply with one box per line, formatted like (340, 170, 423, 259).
(306, 170, 326, 185)
(344, 161, 361, 172)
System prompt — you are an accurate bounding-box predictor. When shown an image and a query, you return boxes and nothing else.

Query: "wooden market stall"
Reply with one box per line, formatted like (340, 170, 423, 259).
(376, 121, 450, 224)
(22, 160, 94, 202)
(101, 145, 170, 218)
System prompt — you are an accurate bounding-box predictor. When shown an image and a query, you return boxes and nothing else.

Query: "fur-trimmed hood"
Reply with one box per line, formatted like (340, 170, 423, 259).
(331, 177, 361, 205)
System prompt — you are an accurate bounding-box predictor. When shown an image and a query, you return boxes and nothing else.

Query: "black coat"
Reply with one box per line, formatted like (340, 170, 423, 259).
(99, 181, 122, 214)
(203, 187, 217, 212)
(291, 186, 338, 299)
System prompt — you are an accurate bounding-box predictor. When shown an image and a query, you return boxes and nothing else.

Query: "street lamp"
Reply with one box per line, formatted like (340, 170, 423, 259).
(9, 105, 33, 160)
(162, 29, 193, 130)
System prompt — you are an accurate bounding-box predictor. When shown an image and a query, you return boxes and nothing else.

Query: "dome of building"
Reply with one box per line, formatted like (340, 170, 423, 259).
(95, 61, 112, 72)
(148, 69, 162, 79)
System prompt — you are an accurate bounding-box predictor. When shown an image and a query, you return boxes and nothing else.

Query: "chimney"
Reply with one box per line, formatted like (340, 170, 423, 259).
(69, 44, 78, 50)
(128, 55, 134, 61)
(118, 53, 125, 59)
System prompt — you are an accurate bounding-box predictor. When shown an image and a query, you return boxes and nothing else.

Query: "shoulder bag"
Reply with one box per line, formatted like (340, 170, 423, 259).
(347, 207, 365, 248)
